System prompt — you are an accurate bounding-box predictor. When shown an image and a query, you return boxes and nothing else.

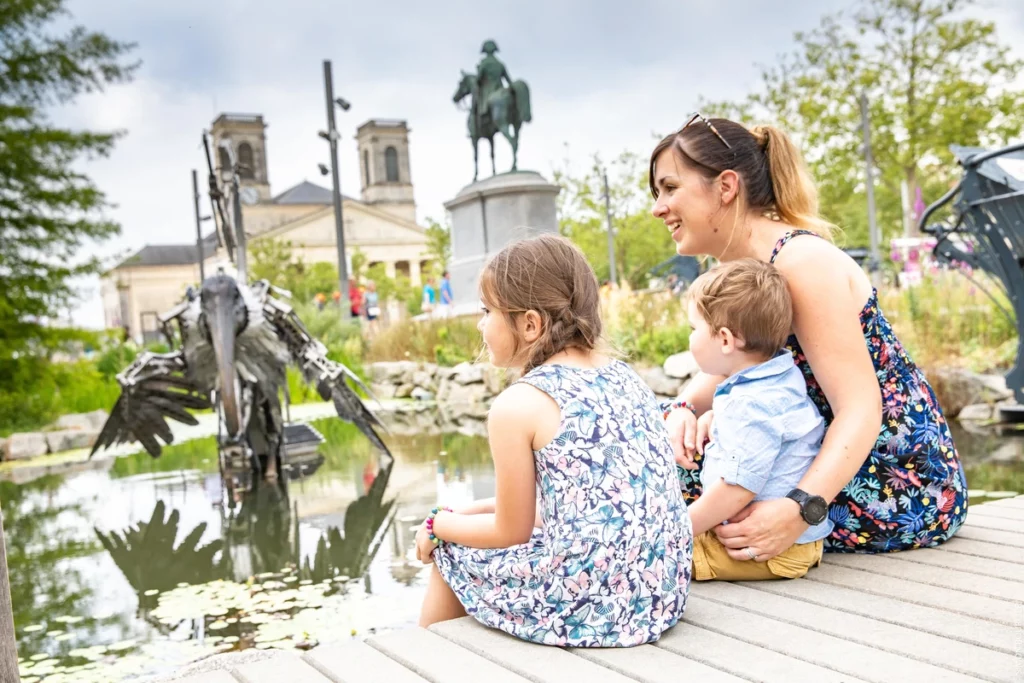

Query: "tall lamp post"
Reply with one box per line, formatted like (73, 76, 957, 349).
(321, 59, 352, 320)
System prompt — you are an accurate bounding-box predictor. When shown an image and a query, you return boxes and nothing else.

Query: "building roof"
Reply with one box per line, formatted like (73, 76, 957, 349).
(116, 232, 220, 269)
(271, 180, 356, 205)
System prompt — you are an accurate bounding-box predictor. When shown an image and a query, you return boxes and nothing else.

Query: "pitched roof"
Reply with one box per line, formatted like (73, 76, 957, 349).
(116, 232, 219, 268)
(272, 180, 356, 205)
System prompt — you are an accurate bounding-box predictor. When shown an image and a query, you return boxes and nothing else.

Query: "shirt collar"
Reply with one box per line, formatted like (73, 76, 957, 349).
(714, 350, 793, 397)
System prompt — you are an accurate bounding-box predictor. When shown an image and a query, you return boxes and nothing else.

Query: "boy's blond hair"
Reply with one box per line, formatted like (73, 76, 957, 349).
(686, 258, 792, 358)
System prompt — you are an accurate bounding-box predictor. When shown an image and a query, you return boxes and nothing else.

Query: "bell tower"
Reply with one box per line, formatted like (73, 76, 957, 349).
(210, 113, 271, 202)
(355, 119, 416, 222)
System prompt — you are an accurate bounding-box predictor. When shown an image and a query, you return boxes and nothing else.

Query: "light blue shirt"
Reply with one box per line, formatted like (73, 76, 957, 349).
(701, 350, 833, 544)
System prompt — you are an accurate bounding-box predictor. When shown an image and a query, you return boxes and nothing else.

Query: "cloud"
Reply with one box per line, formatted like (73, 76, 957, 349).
(52, 0, 1024, 327)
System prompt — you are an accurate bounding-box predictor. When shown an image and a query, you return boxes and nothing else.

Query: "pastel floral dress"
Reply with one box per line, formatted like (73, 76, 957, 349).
(433, 360, 692, 647)
(674, 230, 968, 553)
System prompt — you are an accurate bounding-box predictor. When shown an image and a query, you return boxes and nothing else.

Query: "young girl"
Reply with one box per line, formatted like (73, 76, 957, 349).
(416, 234, 692, 647)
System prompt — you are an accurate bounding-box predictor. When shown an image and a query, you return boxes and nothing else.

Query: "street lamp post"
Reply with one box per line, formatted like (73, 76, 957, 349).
(322, 59, 351, 320)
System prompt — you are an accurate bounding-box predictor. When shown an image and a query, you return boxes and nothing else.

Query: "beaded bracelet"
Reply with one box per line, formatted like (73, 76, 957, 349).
(425, 506, 453, 546)
(663, 399, 697, 421)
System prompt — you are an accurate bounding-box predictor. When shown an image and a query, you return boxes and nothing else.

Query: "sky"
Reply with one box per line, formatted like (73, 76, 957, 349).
(53, 0, 1024, 328)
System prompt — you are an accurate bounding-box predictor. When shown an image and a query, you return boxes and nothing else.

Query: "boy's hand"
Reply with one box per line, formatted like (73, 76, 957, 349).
(666, 407, 699, 469)
(695, 409, 714, 455)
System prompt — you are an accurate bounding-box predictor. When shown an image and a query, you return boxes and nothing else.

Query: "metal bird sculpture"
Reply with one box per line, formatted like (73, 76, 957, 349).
(91, 133, 389, 495)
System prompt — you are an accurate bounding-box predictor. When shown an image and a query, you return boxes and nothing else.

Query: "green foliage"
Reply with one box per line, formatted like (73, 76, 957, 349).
(424, 217, 452, 273)
(249, 239, 340, 304)
(703, 0, 1024, 246)
(555, 150, 675, 289)
(366, 316, 481, 366)
(1, 0, 138, 358)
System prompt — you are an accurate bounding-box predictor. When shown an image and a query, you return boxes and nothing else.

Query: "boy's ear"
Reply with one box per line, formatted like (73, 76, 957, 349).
(718, 326, 743, 354)
(521, 310, 543, 343)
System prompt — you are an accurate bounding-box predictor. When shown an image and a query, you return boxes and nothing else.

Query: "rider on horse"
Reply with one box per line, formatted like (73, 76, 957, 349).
(476, 40, 513, 129)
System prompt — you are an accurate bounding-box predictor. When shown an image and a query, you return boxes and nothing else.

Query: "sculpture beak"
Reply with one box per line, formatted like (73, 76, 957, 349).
(207, 290, 242, 440)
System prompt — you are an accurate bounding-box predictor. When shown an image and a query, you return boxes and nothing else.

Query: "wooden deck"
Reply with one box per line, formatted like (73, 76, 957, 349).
(170, 497, 1024, 683)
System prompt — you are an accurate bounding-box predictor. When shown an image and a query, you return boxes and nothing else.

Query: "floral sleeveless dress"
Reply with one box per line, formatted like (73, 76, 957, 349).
(675, 231, 968, 553)
(433, 360, 692, 647)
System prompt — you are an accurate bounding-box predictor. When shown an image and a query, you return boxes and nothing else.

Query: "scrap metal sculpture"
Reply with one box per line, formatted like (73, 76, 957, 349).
(920, 141, 1024, 405)
(91, 134, 390, 494)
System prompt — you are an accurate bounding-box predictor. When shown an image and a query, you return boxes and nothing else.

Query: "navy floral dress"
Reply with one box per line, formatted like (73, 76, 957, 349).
(675, 230, 968, 553)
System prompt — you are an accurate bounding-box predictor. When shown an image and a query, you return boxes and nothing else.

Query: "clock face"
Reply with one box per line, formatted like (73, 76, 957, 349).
(240, 187, 261, 205)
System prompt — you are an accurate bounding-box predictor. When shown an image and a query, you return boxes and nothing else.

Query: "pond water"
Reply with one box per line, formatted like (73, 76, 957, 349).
(4, 416, 1023, 682)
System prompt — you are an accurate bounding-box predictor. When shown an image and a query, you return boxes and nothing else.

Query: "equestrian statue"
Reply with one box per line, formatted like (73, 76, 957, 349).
(453, 40, 532, 181)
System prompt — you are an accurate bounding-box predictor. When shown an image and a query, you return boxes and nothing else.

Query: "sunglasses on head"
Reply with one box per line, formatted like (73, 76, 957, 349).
(681, 112, 732, 149)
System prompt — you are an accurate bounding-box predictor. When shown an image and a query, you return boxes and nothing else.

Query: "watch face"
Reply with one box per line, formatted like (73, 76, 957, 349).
(805, 497, 829, 525)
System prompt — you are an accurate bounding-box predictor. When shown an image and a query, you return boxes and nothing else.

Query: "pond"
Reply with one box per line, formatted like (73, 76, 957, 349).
(4, 415, 1023, 682)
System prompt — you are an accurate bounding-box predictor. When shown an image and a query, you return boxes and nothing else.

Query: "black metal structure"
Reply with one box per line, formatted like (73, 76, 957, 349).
(919, 141, 1024, 404)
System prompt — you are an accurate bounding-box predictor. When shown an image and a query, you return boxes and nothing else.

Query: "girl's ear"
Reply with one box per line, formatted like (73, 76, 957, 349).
(520, 310, 543, 343)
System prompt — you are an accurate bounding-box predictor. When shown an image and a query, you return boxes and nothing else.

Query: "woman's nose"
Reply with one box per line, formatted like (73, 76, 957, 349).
(652, 198, 668, 218)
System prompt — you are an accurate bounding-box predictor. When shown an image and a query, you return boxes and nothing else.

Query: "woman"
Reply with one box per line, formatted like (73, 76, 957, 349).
(651, 113, 967, 559)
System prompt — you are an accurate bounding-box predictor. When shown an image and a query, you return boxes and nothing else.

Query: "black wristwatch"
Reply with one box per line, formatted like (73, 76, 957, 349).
(786, 488, 829, 525)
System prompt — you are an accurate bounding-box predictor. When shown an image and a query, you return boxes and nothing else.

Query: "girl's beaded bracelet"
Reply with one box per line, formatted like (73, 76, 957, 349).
(425, 506, 453, 546)
(662, 399, 697, 420)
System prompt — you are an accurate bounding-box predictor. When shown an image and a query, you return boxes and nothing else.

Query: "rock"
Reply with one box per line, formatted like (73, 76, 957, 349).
(394, 383, 414, 399)
(3, 433, 48, 461)
(451, 362, 485, 385)
(412, 370, 436, 392)
(369, 361, 418, 385)
(435, 366, 458, 382)
(482, 364, 510, 395)
(45, 430, 99, 453)
(411, 387, 435, 401)
(957, 403, 994, 422)
(444, 383, 492, 419)
(931, 368, 1013, 417)
(637, 366, 683, 397)
(370, 382, 398, 400)
(55, 409, 108, 432)
(663, 352, 699, 380)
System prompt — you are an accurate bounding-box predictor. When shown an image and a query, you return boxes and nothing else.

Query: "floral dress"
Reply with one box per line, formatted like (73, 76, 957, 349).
(675, 230, 968, 553)
(433, 360, 692, 647)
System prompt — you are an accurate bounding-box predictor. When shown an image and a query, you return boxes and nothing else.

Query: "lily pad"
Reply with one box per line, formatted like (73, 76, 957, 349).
(22, 624, 45, 633)
(30, 654, 49, 662)
(144, 589, 160, 597)
(106, 639, 137, 652)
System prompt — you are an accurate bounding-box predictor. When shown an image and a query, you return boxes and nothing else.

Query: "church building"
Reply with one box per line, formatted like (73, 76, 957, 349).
(102, 114, 432, 342)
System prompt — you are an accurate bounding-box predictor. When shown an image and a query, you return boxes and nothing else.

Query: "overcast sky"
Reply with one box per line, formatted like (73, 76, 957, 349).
(56, 0, 1024, 327)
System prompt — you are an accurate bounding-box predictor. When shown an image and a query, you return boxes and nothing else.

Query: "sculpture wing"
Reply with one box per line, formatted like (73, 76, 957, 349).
(264, 293, 392, 458)
(91, 351, 212, 458)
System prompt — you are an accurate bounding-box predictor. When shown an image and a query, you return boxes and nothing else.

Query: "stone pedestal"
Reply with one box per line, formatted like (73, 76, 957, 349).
(444, 171, 560, 313)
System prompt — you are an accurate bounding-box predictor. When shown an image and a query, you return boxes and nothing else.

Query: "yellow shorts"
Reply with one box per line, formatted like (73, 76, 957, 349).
(692, 531, 823, 581)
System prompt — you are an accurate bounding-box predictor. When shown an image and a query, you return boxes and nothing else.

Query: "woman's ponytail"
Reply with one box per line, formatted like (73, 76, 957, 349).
(751, 125, 835, 239)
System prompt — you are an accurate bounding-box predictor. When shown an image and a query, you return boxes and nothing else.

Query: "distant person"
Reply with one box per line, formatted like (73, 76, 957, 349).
(315, 292, 327, 311)
(348, 278, 362, 318)
(364, 280, 380, 324)
(422, 277, 437, 314)
(438, 270, 454, 316)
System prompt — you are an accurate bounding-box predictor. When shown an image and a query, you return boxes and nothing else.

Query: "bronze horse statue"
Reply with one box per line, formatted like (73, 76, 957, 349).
(453, 71, 532, 181)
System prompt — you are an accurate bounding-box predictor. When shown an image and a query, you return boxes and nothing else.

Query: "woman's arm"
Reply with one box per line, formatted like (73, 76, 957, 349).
(716, 242, 882, 559)
(430, 387, 539, 549)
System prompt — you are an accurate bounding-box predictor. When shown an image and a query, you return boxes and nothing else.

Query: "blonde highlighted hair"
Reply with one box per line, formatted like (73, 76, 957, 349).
(479, 234, 603, 373)
(687, 258, 793, 358)
(650, 118, 835, 240)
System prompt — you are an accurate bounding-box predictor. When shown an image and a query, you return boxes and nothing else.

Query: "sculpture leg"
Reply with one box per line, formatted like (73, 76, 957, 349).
(473, 138, 479, 182)
(510, 124, 519, 171)
(490, 137, 496, 176)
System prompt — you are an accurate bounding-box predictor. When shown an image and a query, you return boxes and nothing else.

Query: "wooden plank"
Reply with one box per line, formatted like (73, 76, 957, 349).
(882, 547, 1024, 582)
(233, 652, 333, 683)
(826, 553, 1024, 602)
(741, 574, 1021, 656)
(657, 621, 870, 683)
(807, 564, 1023, 627)
(956, 525, 1024, 547)
(303, 640, 427, 683)
(694, 582, 1021, 681)
(430, 617, 633, 683)
(0, 505, 18, 683)
(964, 513, 1024, 534)
(177, 673, 240, 683)
(933, 537, 1024, 563)
(367, 628, 528, 683)
(981, 496, 1024, 510)
(571, 643, 744, 683)
(682, 599, 984, 683)
(966, 505, 1024, 521)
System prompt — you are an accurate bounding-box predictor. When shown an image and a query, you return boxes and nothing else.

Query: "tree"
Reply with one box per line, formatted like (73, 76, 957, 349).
(556, 150, 676, 289)
(1, 0, 138, 356)
(249, 238, 299, 286)
(705, 0, 1024, 246)
(424, 217, 452, 274)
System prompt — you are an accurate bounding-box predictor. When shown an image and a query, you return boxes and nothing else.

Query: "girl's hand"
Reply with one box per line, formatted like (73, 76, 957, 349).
(666, 406, 699, 469)
(695, 409, 714, 455)
(713, 498, 808, 561)
(415, 522, 436, 564)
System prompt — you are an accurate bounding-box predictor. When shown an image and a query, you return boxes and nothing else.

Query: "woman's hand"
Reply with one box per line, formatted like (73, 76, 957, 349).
(415, 522, 436, 564)
(666, 407, 699, 469)
(695, 409, 714, 455)
(713, 498, 808, 561)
